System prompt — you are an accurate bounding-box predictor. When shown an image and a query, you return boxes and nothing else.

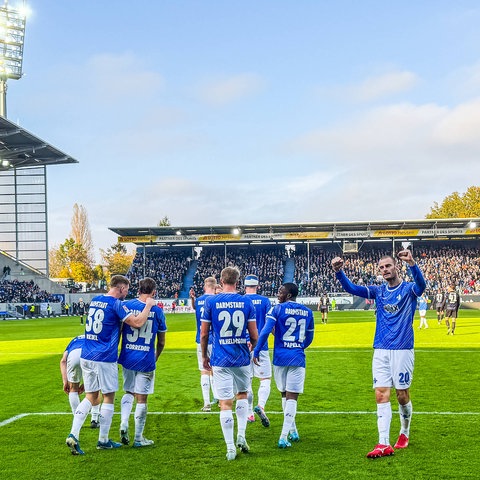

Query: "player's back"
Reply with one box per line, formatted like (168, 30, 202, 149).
(268, 301, 314, 367)
(118, 298, 166, 372)
(195, 293, 214, 343)
(246, 293, 271, 335)
(203, 292, 256, 368)
(81, 294, 130, 363)
(446, 290, 460, 309)
(435, 292, 446, 308)
(66, 335, 85, 354)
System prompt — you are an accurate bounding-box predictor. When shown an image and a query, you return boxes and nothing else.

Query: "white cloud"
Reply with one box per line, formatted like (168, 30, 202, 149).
(281, 96, 480, 222)
(433, 98, 480, 146)
(290, 98, 480, 165)
(83, 92, 480, 244)
(317, 70, 419, 104)
(196, 73, 266, 106)
(351, 71, 419, 102)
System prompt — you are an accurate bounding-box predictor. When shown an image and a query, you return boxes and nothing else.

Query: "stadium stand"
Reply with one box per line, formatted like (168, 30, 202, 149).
(192, 245, 286, 297)
(127, 249, 190, 298)
(127, 240, 480, 299)
(0, 279, 61, 303)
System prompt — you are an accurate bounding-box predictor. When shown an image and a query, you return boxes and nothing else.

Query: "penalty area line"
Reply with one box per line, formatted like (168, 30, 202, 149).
(2, 410, 480, 427)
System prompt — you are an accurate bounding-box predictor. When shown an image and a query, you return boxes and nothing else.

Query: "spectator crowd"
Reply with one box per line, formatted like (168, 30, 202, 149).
(0, 278, 61, 303)
(192, 246, 286, 297)
(127, 250, 189, 298)
(2, 242, 479, 303)
(127, 242, 480, 299)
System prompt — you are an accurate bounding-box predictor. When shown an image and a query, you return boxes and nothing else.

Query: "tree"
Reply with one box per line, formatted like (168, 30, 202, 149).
(426, 186, 480, 218)
(49, 204, 96, 282)
(71, 204, 94, 266)
(49, 238, 95, 282)
(100, 242, 135, 280)
(158, 215, 171, 226)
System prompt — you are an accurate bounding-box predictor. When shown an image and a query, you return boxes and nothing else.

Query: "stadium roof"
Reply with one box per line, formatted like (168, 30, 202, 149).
(0, 115, 78, 169)
(110, 218, 480, 246)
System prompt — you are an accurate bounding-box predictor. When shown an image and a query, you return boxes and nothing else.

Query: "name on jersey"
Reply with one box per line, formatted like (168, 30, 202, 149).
(90, 301, 108, 308)
(285, 308, 308, 316)
(216, 301, 244, 309)
(125, 343, 150, 352)
(283, 341, 302, 348)
(131, 309, 156, 318)
(252, 299, 262, 305)
(219, 338, 247, 345)
(86, 334, 98, 341)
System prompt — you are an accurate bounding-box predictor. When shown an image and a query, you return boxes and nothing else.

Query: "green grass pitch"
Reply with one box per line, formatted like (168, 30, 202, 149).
(1, 310, 479, 480)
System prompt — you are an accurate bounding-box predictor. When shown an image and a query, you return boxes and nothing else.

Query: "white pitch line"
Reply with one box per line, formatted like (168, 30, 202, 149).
(0, 413, 29, 427)
(2, 410, 479, 427)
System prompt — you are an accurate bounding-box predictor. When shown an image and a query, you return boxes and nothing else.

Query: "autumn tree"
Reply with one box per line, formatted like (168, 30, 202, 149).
(49, 204, 95, 282)
(426, 186, 480, 218)
(100, 242, 135, 280)
(49, 238, 95, 282)
(71, 203, 94, 266)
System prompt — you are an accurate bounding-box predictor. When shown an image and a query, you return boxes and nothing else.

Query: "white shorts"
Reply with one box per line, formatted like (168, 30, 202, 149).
(212, 366, 251, 400)
(196, 343, 213, 371)
(80, 358, 119, 394)
(372, 349, 414, 390)
(273, 365, 306, 394)
(67, 348, 82, 383)
(122, 367, 155, 395)
(251, 350, 272, 378)
(419, 309, 427, 316)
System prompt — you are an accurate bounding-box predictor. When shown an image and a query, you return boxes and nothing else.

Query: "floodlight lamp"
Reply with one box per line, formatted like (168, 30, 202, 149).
(0, 3, 27, 81)
(15, 4, 32, 18)
(176, 230, 182, 236)
(232, 228, 241, 235)
(1, 159, 10, 167)
(469, 222, 477, 229)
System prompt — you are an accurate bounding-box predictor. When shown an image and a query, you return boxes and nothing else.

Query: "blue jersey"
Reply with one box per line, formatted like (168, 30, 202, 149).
(265, 301, 314, 367)
(118, 299, 167, 373)
(418, 296, 428, 310)
(195, 294, 214, 344)
(201, 292, 256, 367)
(246, 293, 271, 352)
(336, 265, 425, 350)
(81, 295, 133, 363)
(65, 335, 85, 354)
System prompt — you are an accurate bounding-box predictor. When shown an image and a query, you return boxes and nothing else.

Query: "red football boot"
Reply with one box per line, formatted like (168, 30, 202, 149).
(366, 444, 395, 458)
(394, 434, 409, 449)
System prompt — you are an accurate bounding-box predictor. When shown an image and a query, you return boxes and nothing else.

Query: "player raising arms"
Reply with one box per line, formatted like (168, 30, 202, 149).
(65, 275, 156, 455)
(331, 249, 425, 458)
(201, 266, 258, 461)
(253, 283, 314, 448)
(118, 277, 167, 448)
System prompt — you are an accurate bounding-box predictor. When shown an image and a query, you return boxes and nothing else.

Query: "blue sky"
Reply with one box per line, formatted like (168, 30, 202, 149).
(8, 1, 480, 257)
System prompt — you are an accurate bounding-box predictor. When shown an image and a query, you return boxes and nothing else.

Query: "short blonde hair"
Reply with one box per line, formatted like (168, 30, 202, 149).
(221, 266, 240, 286)
(204, 276, 217, 288)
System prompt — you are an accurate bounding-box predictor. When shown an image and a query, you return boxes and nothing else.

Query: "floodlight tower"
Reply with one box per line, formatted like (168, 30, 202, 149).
(0, 1, 27, 118)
